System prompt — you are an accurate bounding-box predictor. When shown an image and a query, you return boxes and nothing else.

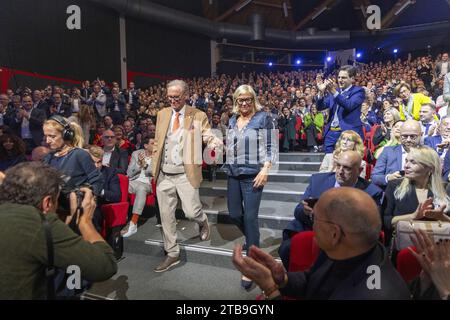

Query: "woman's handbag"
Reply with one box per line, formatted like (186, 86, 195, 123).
(393, 220, 450, 251)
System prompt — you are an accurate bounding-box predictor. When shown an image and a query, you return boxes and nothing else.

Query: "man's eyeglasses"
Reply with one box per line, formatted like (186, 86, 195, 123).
(103, 135, 115, 139)
(167, 95, 183, 101)
(313, 214, 346, 237)
(236, 98, 254, 105)
(400, 134, 419, 140)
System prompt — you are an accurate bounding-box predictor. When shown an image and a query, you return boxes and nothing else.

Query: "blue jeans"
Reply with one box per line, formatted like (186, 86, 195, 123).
(227, 175, 263, 253)
(324, 130, 342, 153)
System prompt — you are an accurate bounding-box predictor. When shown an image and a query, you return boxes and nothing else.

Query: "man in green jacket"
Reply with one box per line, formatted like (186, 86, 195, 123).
(0, 162, 117, 299)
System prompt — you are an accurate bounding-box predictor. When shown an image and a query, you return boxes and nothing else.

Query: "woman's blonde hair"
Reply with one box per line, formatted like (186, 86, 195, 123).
(232, 85, 263, 114)
(333, 130, 364, 158)
(86, 144, 104, 159)
(394, 146, 450, 208)
(79, 104, 95, 125)
(384, 107, 401, 124)
(43, 118, 85, 148)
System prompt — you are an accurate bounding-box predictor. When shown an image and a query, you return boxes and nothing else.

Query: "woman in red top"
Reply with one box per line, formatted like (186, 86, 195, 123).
(113, 125, 135, 155)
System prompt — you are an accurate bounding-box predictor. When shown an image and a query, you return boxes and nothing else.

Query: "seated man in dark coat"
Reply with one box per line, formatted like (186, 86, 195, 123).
(233, 187, 411, 300)
(87, 145, 121, 232)
(279, 150, 383, 269)
(101, 129, 129, 175)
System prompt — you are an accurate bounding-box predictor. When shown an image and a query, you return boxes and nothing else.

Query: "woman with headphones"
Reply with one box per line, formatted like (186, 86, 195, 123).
(43, 116, 103, 219)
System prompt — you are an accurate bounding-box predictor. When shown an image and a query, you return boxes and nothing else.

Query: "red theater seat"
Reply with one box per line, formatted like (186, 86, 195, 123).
(396, 247, 422, 283)
(100, 174, 130, 238)
(289, 231, 320, 272)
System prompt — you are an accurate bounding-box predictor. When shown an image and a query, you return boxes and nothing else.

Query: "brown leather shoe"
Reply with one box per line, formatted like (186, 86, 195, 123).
(153, 255, 180, 273)
(199, 219, 210, 241)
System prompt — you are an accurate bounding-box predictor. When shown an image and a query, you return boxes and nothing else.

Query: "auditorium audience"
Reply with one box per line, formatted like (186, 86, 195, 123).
(279, 150, 383, 269)
(381, 146, 450, 239)
(234, 188, 411, 300)
(372, 119, 422, 187)
(319, 130, 367, 178)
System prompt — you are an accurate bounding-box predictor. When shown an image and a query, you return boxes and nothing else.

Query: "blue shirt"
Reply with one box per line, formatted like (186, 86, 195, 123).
(44, 148, 103, 195)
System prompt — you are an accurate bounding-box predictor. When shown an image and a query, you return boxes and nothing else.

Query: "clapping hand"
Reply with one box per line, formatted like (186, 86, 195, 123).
(409, 229, 450, 300)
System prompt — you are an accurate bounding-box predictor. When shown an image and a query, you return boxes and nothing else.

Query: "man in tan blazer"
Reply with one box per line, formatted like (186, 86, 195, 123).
(152, 79, 223, 272)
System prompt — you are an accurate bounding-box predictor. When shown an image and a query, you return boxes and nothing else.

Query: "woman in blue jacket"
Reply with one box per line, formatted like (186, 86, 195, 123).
(223, 85, 276, 290)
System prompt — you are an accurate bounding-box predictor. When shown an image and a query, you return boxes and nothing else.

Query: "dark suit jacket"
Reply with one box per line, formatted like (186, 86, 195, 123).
(371, 145, 403, 187)
(35, 100, 50, 118)
(443, 149, 450, 182)
(106, 98, 126, 118)
(284, 172, 384, 235)
(424, 135, 443, 154)
(10, 107, 46, 145)
(99, 166, 121, 204)
(280, 243, 411, 300)
(381, 178, 434, 232)
(108, 146, 129, 175)
(55, 103, 72, 118)
(317, 85, 365, 139)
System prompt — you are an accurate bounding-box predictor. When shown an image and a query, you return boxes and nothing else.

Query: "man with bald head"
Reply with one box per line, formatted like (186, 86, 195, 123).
(372, 119, 423, 187)
(233, 187, 410, 300)
(279, 150, 383, 268)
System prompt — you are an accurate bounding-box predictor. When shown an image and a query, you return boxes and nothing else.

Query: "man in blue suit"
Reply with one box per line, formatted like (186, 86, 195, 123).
(278, 150, 383, 269)
(425, 116, 450, 157)
(317, 65, 365, 153)
(371, 119, 422, 188)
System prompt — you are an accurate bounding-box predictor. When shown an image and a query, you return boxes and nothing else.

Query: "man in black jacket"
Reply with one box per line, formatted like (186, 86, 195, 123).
(233, 187, 411, 300)
(101, 129, 128, 175)
(9, 95, 46, 153)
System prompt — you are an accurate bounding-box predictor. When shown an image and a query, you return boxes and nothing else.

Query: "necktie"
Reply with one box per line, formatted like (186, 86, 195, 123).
(172, 112, 180, 133)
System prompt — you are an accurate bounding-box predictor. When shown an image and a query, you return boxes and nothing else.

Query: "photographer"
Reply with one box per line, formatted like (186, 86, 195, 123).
(43, 115, 103, 194)
(0, 162, 117, 299)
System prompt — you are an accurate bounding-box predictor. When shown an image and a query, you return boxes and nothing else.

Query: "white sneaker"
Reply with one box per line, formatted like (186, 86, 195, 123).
(122, 222, 137, 238)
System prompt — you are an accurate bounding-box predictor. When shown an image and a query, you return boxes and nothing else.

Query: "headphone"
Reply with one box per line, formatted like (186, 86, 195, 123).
(49, 115, 75, 141)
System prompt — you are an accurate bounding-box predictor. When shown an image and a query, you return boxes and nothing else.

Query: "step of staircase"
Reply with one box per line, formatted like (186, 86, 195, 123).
(278, 152, 325, 162)
(199, 180, 306, 203)
(200, 196, 296, 230)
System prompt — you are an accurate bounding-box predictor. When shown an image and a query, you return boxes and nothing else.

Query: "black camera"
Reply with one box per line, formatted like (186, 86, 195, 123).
(57, 175, 90, 220)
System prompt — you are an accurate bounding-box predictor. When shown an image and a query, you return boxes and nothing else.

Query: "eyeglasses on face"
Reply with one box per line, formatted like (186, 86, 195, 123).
(312, 214, 346, 237)
(400, 134, 418, 140)
(236, 98, 254, 105)
(103, 135, 115, 139)
(167, 95, 183, 101)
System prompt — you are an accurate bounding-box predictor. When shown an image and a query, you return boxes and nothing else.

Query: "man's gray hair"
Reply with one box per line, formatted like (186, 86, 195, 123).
(167, 79, 189, 96)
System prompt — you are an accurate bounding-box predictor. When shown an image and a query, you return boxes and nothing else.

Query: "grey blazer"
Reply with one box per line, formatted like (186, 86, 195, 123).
(127, 149, 152, 181)
(444, 72, 450, 102)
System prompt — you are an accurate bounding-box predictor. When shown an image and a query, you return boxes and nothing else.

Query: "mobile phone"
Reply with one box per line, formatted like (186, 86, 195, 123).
(399, 170, 405, 176)
(304, 198, 319, 208)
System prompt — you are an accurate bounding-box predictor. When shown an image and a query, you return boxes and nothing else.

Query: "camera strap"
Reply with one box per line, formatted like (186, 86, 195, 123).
(40, 214, 56, 300)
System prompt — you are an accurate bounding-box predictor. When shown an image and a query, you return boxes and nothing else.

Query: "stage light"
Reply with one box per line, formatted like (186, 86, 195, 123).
(296, 59, 301, 65)
(356, 52, 362, 58)
(326, 56, 332, 62)
(268, 62, 273, 67)
(393, 48, 398, 54)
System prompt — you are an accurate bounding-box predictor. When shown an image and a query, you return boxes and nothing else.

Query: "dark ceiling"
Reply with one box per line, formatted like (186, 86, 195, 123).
(148, 0, 450, 32)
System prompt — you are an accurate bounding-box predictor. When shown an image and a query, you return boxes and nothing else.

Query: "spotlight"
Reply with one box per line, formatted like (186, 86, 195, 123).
(296, 59, 301, 65)
(356, 52, 362, 58)
(268, 62, 273, 67)
(326, 56, 332, 62)
(393, 49, 398, 54)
